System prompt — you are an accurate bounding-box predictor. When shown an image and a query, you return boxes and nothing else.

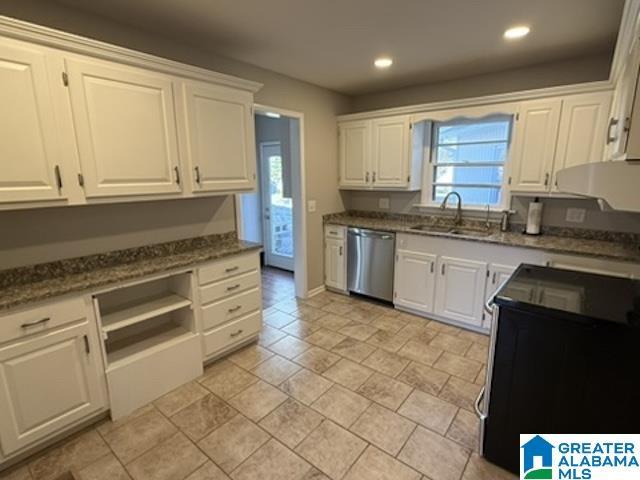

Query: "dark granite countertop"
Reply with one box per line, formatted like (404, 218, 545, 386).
(324, 211, 640, 263)
(0, 232, 262, 312)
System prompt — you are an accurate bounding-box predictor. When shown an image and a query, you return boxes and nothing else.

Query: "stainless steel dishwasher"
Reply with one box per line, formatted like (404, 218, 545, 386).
(347, 227, 395, 302)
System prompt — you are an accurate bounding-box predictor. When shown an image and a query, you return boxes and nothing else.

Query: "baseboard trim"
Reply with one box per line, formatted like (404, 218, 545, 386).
(306, 285, 326, 298)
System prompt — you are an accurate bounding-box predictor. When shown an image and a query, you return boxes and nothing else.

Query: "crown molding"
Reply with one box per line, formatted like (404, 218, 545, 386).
(0, 15, 263, 93)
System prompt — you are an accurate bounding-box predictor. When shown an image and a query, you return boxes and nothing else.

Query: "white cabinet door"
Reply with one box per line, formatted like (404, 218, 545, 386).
(325, 237, 346, 291)
(0, 41, 65, 204)
(339, 121, 370, 188)
(65, 57, 182, 198)
(553, 92, 612, 177)
(0, 323, 103, 455)
(511, 99, 562, 192)
(435, 256, 487, 327)
(371, 115, 410, 188)
(180, 81, 256, 192)
(483, 264, 516, 329)
(394, 249, 437, 313)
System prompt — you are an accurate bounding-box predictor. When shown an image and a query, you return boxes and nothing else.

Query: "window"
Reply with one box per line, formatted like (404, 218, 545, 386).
(428, 116, 512, 207)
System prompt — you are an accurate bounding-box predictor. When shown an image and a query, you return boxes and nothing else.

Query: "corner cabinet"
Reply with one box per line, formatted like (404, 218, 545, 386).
(179, 81, 256, 193)
(338, 115, 422, 191)
(324, 225, 347, 292)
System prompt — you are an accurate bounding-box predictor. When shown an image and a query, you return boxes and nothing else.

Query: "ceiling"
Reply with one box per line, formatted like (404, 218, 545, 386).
(50, 0, 625, 95)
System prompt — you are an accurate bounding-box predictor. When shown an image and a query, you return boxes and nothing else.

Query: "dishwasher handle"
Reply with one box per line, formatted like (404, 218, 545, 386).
(348, 228, 394, 240)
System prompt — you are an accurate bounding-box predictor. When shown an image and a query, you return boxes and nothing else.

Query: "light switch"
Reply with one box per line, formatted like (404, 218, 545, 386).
(378, 197, 390, 209)
(565, 208, 586, 223)
(307, 200, 317, 213)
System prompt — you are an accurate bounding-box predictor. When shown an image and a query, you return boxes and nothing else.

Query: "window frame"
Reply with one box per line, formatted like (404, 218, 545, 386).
(420, 114, 514, 211)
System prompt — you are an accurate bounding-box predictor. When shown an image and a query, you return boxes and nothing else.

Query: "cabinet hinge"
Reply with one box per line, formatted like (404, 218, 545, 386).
(62, 71, 69, 86)
(77, 173, 85, 187)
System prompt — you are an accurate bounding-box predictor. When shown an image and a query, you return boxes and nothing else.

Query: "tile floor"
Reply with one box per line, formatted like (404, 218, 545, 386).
(261, 266, 295, 308)
(0, 281, 517, 480)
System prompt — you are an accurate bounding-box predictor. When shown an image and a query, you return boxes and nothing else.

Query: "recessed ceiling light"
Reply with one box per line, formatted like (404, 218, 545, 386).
(504, 25, 530, 40)
(374, 57, 393, 69)
(265, 112, 281, 118)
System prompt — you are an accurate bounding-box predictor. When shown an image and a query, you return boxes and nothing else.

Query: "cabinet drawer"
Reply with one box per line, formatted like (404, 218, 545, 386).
(198, 254, 259, 285)
(199, 270, 260, 305)
(0, 297, 86, 345)
(201, 288, 261, 331)
(203, 310, 261, 356)
(325, 225, 345, 240)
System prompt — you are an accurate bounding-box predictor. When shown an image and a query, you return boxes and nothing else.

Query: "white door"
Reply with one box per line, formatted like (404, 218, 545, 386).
(371, 115, 410, 188)
(394, 250, 437, 313)
(0, 40, 65, 204)
(0, 323, 103, 455)
(511, 99, 562, 192)
(65, 57, 182, 198)
(435, 256, 487, 327)
(325, 237, 346, 291)
(260, 142, 294, 271)
(553, 92, 612, 184)
(483, 264, 516, 329)
(339, 121, 370, 188)
(181, 81, 255, 192)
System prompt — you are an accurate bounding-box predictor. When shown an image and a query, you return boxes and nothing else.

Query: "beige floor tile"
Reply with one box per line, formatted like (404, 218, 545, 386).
(274, 299, 307, 314)
(321, 301, 354, 316)
(466, 343, 489, 363)
(398, 426, 470, 480)
(433, 352, 483, 382)
(200, 362, 259, 400)
(457, 330, 490, 347)
(29, 430, 111, 480)
(228, 380, 288, 421)
(293, 347, 341, 374)
(427, 321, 463, 336)
(78, 454, 130, 480)
(303, 295, 332, 309)
(251, 355, 301, 385)
(232, 439, 312, 480)
(259, 325, 288, 347)
(296, 420, 367, 480)
(338, 322, 379, 341)
(300, 468, 331, 480)
(370, 315, 407, 334)
(356, 372, 413, 410)
(0, 465, 32, 480)
(396, 324, 437, 344)
(170, 394, 237, 442)
(313, 314, 351, 331)
(475, 366, 487, 385)
(126, 432, 206, 480)
(345, 306, 382, 324)
(343, 445, 421, 480)
(361, 349, 410, 377)
(102, 409, 177, 464)
(264, 310, 297, 328)
(461, 453, 517, 480)
(349, 404, 416, 456)
(279, 369, 334, 405)
(311, 385, 370, 428)
(429, 333, 472, 355)
(330, 338, 376, 363)
(185, 461, 230, 480)
(154, 381, 209, 417)
(398, 340, 443, 366)
(366, 330, 410, 352)
(259, 398, 324, 448)
(446, 408, 479, 451)
(292, 305, 328, 322)
(322, 359, 373, 390)
(268, 336, 312, 359)
(198, 415, 269, 473)
(227, 344, 274, 369)
(282, 320, 321, 339)
(96, 404, 156, 437)
(397, 389, 457, 434)
(439, 376, 482, 412)
(305, 329, 347, 350)
(397, 361, 450, 395)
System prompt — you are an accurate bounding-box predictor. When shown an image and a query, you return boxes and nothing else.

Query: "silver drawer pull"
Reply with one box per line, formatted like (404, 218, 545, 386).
(225, 266, 239, 273)
(230, 329, 244, 338)
(226, 284, 241, 292)
(228, 305, 242, 313)
(21, 317, 50, 329)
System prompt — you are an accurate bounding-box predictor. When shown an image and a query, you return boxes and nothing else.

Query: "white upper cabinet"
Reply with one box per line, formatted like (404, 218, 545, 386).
(179, 81, 256, 192)
(434, 256, 487, 327)
(394, 249, 437, 313)
(553, 92, 612, 175)
(0, 40, 65, 204)
(339, 121, 370, 187)
(65, 57, 182, 198)
(511, 99, 562, 192)
(371, 115, 411, 188)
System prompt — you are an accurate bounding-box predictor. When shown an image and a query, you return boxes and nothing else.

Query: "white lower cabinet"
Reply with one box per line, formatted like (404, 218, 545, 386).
(394, 250, 437, 312)
(324, 225, 347, 292)
(483, 264, 517, 329)
(0, 301, 104, 456)
(434, 256, 487, 328)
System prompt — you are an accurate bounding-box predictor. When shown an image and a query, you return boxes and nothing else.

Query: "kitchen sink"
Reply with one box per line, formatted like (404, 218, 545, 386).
(409, 224, 492, 237)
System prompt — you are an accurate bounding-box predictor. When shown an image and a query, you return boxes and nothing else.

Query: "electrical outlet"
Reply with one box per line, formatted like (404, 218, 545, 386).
(378, 197, 390, 209)
(307, 200, 317, 213)
(565, 208, 586, 223)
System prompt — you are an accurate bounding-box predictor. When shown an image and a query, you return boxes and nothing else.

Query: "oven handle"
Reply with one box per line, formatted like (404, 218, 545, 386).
(484, 298, 494, 315)
(474, 386, 487, 420)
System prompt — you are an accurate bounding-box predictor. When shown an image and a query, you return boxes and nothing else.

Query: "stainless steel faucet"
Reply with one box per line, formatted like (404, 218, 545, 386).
(440, 191, 463, 225)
